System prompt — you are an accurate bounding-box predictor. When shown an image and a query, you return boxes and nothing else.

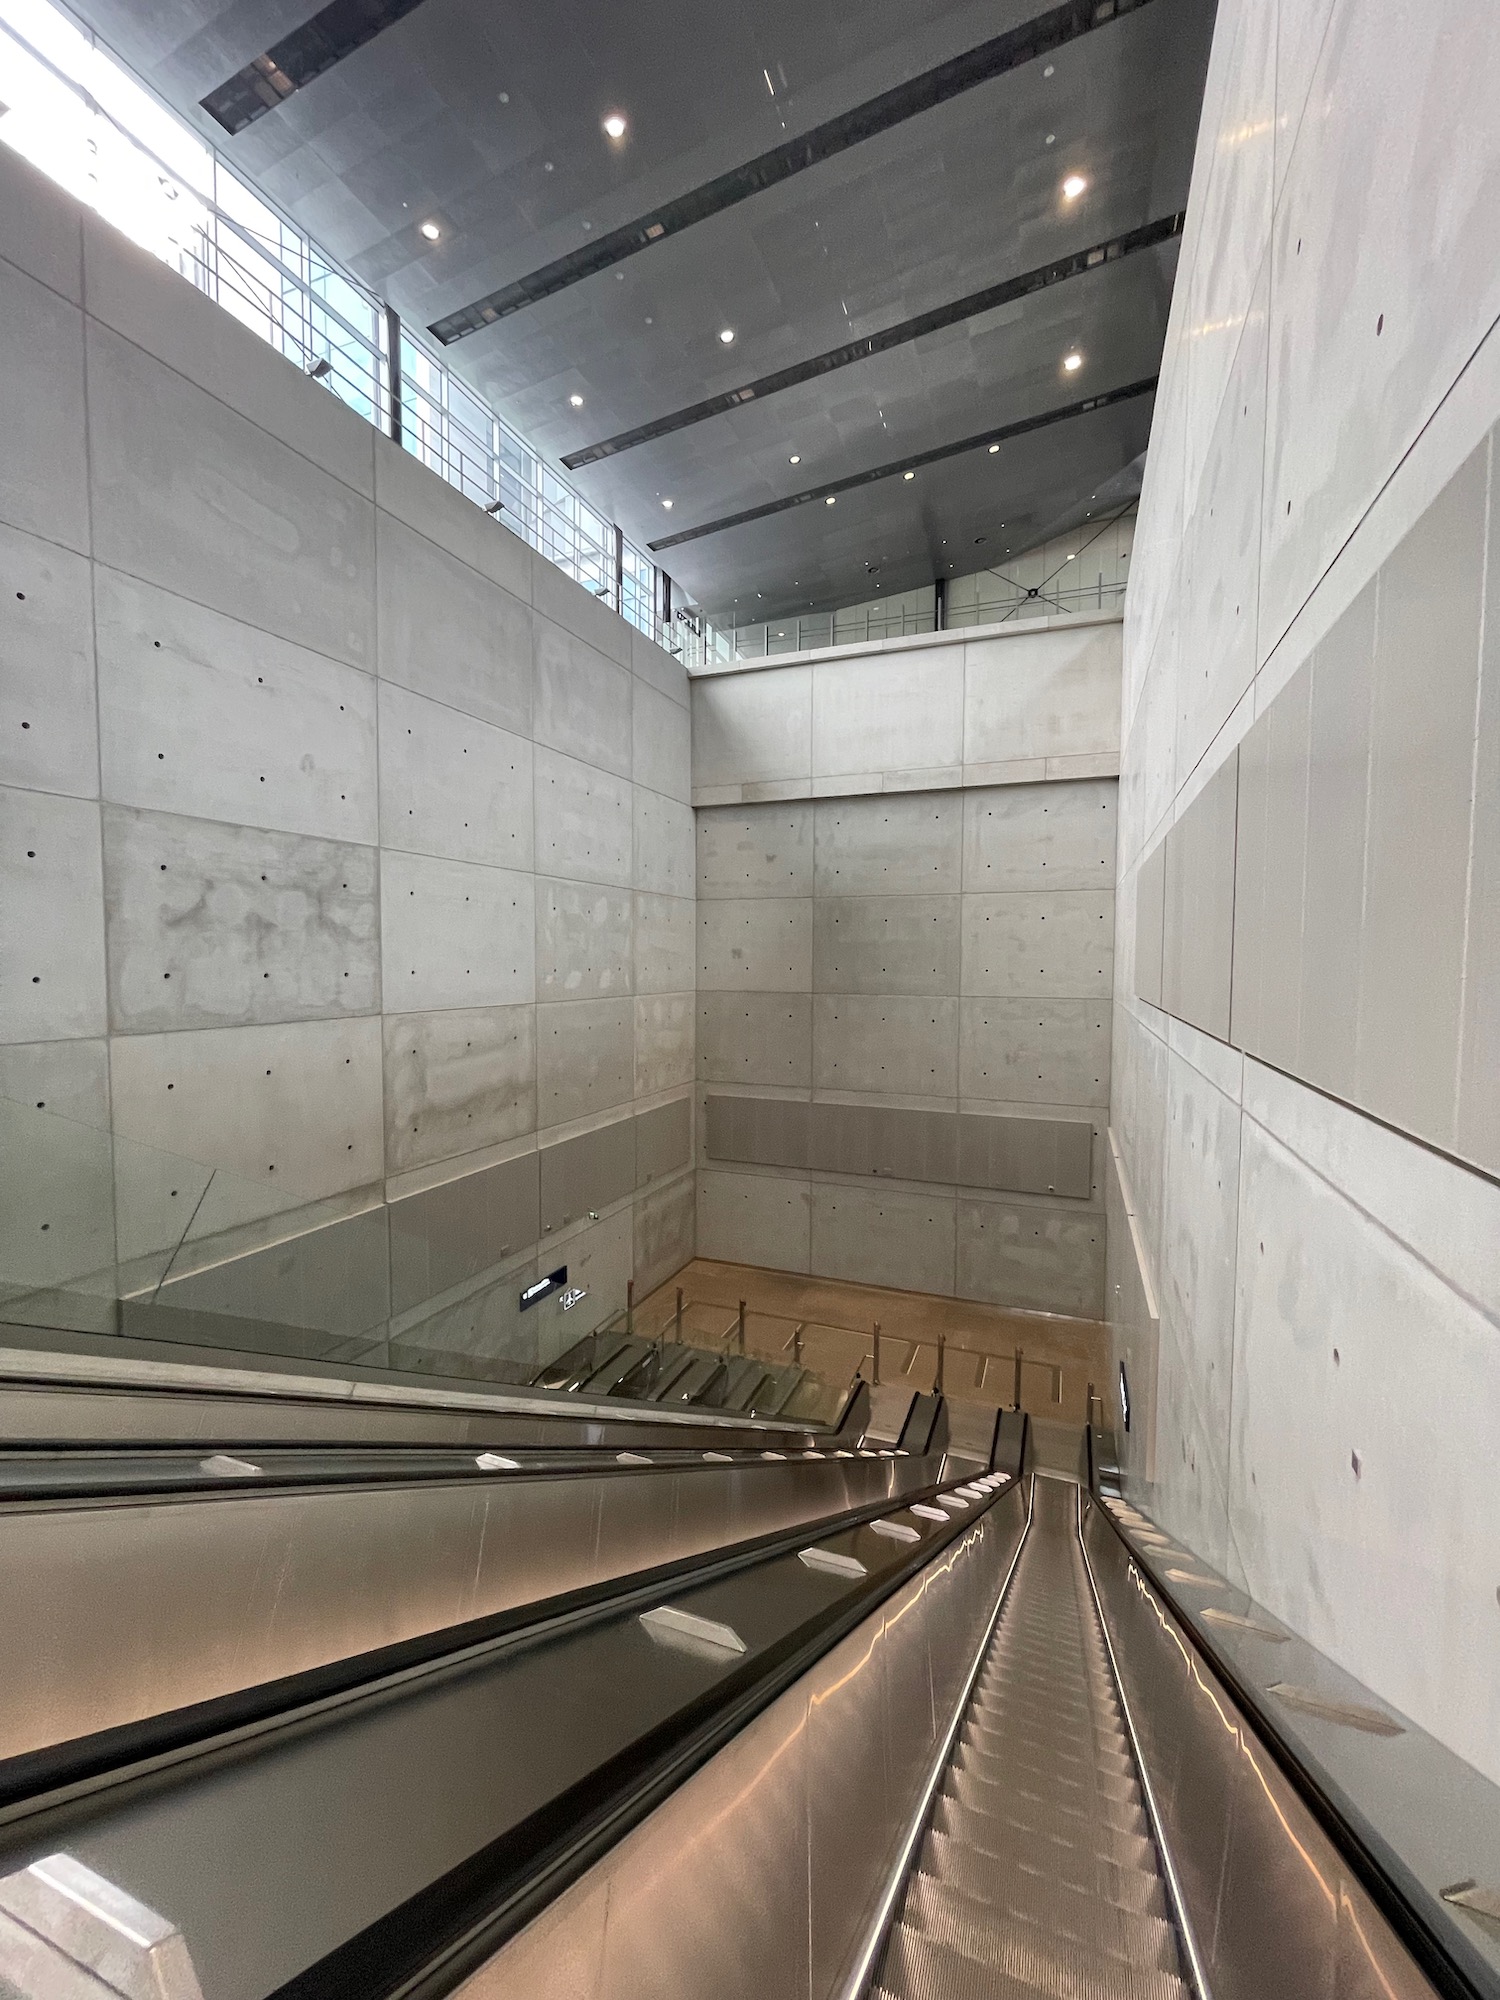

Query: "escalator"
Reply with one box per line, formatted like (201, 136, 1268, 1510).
(875, 1474, 1185, 2000)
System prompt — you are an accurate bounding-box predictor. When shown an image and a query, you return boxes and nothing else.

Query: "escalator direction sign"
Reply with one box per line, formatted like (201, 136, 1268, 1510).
(520, 1266, 568, 1311)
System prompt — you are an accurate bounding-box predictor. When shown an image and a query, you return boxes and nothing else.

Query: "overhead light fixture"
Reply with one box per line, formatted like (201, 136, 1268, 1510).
(789, 454, 801, 464)
(825, 495, 836, 506)
(419, 219, 441, 241)
(662, 498, 673, 509)
(569, 393, 584, 407)
(1062, 173, 1088, 199)
(602, 112, 627, 139)
(1063, 350, 1083, 371)
(719, 327, 735, 344)
(903, 470, 915, 480)
(988, 443, 999, 454)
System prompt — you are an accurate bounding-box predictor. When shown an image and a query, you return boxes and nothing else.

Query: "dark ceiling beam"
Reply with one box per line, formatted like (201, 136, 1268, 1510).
(645, 376, 1158, 552)
(428, 0, 1162, 345)
(563, 211, 1183, 469)
(201, 0, 431, 136)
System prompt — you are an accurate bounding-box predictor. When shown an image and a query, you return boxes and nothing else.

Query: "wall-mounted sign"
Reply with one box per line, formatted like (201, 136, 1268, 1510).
(1118, 1361, 1131, 1434)
(559, 1287, 587, 1312)
(520, 1266, 568, 1311)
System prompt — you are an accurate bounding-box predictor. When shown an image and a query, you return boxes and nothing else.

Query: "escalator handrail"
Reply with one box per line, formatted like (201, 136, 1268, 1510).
(1084, 1428, 1496, 2000)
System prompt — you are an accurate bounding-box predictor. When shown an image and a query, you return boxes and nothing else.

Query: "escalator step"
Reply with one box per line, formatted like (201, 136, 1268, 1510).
(948, 1761, 1149, 1840)
(958, 1733, 1142, 1806)
(907, 1860, 1181, 1976)
(920, 1826, 1170, 1922)
(934, 1790, 1159, 1875)
(879, 1918, 1189, 2000)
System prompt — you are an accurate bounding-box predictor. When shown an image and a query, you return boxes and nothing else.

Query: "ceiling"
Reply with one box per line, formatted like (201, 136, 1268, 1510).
(73, 0, 1217, 620)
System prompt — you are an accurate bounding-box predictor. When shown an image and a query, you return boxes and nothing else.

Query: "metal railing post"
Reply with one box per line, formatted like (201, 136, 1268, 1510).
(872, 1321, 882, 1386)
(675, 1287, 684, 1341)
(935, 1332, 946, 1393)
(793, 1321, 804, 1368)
(626, 1278, 634, 1337)
(1013, 1346, 1024, 1410)
(737, 1300, 746, 1356)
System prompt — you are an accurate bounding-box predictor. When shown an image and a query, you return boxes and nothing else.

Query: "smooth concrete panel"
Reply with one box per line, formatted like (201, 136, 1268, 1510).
(1299, 582, 1376, 1102)
(1458, 467, 1500, 1174)
(634, 993, 694, 1098)
(812, 650, 963, 782)
(0, 523, 97, 800)
(697, 899, 812, 993)
(813, 792, 962, 897)
(1161, 753, 1238, 1042)
(103, 805, 379, 1032)
(962, 780, 1116, 891)
(812, 995, 959, 1098)
(691, 666, 812, 791)
(87, 323, 374, 668)
(631, 627, 689, 709)
(0, 143, 83, 303)
(377, 681, 532, 870)
(631, 677, 692, 804)
(959, 998, 1111, 1106)
(533, 618, 633, 780)
(963, 623, 1121, 765)
(539, 1117, 635, 1236)
(696, 804, 813, 899)
(636, 1096, 692, 1186)
(1134, 843, 1166, 1008)
(83, 214, 376, 498)
(0, 1040, 113, 1291)
(536, 998, 634, 1127)
(96, 568, 378, 844)
(0, 786, 106, 1042)
(961, 892, 1114, 998)
(696, 1168, 811, 1272)
(633, 788, 694, 898)
(810, 1182, 956, 1297)
(160, 1205, 389, 1342)
(633, 892, 694, 994)
(0, 261, 88, 553)
(390, 1151, 541, 1313)
(380, 851, 534, 1011)
(548, 1205, 634, 1330)
(633, 1173, 695, 1296)
(1355, 443, 1486, 1149)
(382, 1005, 536, 1174)
(536, 879, 633, 1000)
(956, 1198, 1104, 1317)
(531, 554, 631, 668)
(375, 512, 532, 735)
(814, 895, 960, 996)
(110, 1016, 384, 1235)
(372, 434, 533, 602)
(534, 748, 632, 888)
(697, 993, 812, 1088)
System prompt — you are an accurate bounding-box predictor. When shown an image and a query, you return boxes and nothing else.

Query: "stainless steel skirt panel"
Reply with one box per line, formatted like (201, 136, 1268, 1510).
(453, 1493, 1026, 2000)
(1082, 1498, 1438, 2000)
(0, 1457, 936, 1762)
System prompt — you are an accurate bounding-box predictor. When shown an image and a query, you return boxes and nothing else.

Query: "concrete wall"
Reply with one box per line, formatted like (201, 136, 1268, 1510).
(1112, 0, 1500, 1784)
(690, 619, 1122, 1317)
(0, 144, 695, 1373)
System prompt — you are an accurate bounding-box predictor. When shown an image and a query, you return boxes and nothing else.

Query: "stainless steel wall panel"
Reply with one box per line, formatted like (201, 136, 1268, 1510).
(390, 1151, 541, 1313)
(957, 1110, 1093, 1199)
(1229, 708, 1270, 1055)
(1298, 581, 1376, 1103)
(1356, 442, 1487, 1150)
(539, 1117, 635, 1235)
(1256, 661, 1312, 1071)
(704, 1092, 809, 1171)
(807, 1615, 892, 1997)
(1135, 839, 1166, 1007)
(634, 1097, 691, 1186)
(1458, 461, 1500, 1175)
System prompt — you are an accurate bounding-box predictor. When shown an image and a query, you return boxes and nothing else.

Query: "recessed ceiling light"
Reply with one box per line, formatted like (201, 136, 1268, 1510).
(419, 220, 441, 241)
(789, 454, 800, 464)
(903, 470, 915, 480)
(825, 496, 836, 506)
(569, 393, 584, 407)
(1063, 350, 1083, 371)
(988, 443, 1000, 454)
(1045, 133, 1056, 146)
(719, 327, 735, 344)
(603, 113, 627, 139)
(1043, 64, 1054, 77)
(661, 498, 673, 509)
(1062, 173, 1088, 200)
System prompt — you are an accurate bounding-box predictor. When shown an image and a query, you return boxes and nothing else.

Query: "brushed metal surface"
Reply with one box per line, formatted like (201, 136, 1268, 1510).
(538, 1116, 636, 1235)
(0, 1457, 937, 1760)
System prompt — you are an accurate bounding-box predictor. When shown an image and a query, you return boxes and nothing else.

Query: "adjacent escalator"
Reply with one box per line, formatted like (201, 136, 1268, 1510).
(876, 1474, 1188, 2000)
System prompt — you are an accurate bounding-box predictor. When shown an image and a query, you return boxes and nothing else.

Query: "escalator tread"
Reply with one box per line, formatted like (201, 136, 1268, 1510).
(878, 1475, 1187, 2000)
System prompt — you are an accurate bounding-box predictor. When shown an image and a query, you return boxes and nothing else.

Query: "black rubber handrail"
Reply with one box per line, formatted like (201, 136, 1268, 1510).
(1085, 1429, 1496, 2000)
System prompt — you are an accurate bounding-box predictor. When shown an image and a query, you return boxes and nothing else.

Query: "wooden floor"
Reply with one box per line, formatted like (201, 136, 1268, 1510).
(637, 1258, 1109, 1425)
